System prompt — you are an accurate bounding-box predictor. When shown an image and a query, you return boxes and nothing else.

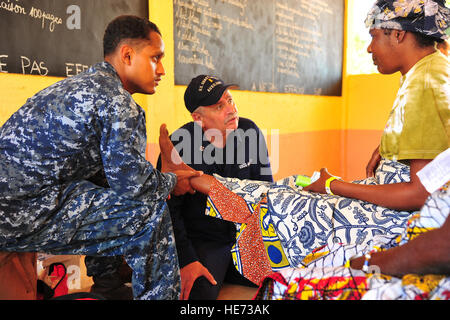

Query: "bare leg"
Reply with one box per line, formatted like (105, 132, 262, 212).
(159, 124, 214, 194)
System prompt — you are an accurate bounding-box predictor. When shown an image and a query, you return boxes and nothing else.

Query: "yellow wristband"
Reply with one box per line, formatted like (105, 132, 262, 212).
(325, 176, 341, 195)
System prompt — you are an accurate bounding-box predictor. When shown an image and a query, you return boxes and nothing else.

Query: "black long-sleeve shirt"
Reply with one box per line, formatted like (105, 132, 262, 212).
(157, 118, 273, 267)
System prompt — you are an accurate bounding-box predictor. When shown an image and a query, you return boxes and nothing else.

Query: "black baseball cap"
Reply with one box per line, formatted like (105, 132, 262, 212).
(184, 75, 238, 113)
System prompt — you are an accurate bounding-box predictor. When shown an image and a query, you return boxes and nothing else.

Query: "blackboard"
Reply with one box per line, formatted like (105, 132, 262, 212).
(173, 0, 344, 96)
(0, 0, 148, 77)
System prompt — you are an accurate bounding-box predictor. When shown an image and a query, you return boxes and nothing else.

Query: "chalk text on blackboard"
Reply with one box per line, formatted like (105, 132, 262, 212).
(1, 0, 81, 32)
(0, 55, 8, 73)
(20, 56, 49, 76)
(29, 6, 63, 32)
(0, 53, 90, 76)
(220, 0, 248, 16)
(0, 0, 25, 14)
(65, 63, 89, 77)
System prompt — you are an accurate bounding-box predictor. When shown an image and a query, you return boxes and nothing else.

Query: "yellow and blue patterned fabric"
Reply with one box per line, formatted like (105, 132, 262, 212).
(267, 160, 412, 267)
(206, 193, 289, 275)
(205, 160, 413, 281)
(259, 197, 290, 271)
(205, 177, 288, 283)
(256, 181, 450, 300)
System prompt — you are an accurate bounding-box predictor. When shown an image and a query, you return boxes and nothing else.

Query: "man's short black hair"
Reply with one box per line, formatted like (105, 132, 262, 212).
(103, 15, 161, 57)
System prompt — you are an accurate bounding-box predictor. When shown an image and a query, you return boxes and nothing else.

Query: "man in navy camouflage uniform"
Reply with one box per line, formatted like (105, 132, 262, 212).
(0, 15, 199, 300)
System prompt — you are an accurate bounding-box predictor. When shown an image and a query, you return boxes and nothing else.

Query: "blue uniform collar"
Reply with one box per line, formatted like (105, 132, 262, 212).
(89, 61, 121, 81)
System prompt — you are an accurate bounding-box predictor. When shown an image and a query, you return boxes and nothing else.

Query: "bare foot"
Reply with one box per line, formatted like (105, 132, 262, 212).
(159, 124, 212, 195)
(159, 124, 192, 172)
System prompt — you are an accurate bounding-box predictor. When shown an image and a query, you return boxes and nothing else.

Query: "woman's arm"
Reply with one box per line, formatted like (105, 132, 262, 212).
(366, 145, 381, 178)
(350, 214, 450, 277)
(304, 159, 431, 211)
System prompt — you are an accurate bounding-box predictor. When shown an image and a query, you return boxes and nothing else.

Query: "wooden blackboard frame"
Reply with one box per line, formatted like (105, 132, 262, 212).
(0, 0, 148, 77)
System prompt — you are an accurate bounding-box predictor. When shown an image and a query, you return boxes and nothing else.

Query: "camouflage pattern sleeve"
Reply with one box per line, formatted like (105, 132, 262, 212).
(97, 89, 176, 202)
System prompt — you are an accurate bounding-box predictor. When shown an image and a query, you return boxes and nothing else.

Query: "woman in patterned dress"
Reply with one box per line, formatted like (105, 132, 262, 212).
(159, 0, 450, 287)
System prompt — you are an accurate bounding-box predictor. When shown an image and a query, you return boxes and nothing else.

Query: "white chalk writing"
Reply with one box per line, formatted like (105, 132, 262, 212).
(20, 56, 48, 76)
(0, 54, 8, 73)
(28, 6, 63, 32)
(274, 0, 330, 79)
(0, 0, 25, 14)
(174, 0, 254, 71)
(1, 0, 76, 32)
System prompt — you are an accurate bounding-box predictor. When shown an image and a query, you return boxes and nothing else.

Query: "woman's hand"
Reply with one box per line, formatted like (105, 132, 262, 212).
(366, 145, 381, 178)
(303, 168, 333, 194)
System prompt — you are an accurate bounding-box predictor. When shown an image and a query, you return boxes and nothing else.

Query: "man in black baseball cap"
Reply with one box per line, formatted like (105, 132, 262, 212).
(184, 75, 240, 148)
(184, 75, 238, 113)
(157, 74, 273, 300)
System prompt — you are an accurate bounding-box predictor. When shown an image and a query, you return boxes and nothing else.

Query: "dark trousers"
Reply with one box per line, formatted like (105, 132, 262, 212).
(188, 239, 257, 300)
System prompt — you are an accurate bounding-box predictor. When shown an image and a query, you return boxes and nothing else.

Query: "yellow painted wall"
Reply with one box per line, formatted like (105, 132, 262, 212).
(342, 73, 400, 180)
(0, 0, 400, 182)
